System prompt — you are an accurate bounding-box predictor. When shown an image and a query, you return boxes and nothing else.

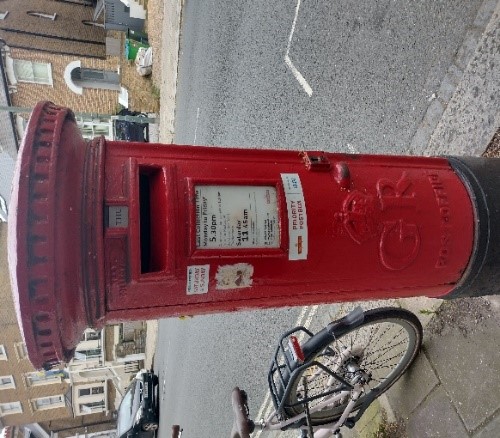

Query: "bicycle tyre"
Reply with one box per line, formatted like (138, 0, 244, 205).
(283, 307, 422, 425)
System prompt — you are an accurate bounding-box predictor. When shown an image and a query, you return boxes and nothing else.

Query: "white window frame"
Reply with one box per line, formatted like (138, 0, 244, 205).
(0, 401, 22, 416)
(32, 395, 65, 411)
(12, 59, 53, 86)
(79, 400, 105, 414)
(14, 342, 28, 360)
(78, 384, 105, 398)
(25, 371, 62, 387)
(75, 381, 107, 416)
(27, 12, 57, 20)
(82, 20, 104, 28)
(0, 345, 7, 360)
(0, 375, 15, 390)
(82, 328, 102, 342)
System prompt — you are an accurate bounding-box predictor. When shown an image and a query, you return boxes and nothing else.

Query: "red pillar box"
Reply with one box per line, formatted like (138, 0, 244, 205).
(8, 102, 500, 369)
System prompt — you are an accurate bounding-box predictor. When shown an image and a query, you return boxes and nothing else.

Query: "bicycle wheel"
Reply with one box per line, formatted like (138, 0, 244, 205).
(283, 307, 422, 425)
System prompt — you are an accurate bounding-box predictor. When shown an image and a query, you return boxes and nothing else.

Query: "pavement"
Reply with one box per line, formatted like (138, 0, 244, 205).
(144, 0, 500, 436)
(144, 319, 158, 371)
(156, 0, 183, 144)
(346, 295, 500, 438)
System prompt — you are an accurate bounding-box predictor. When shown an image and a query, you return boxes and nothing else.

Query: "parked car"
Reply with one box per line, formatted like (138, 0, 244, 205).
(116, 370, 160, 437)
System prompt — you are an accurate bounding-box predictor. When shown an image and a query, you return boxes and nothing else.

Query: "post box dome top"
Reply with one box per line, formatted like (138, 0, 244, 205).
(8, 101, 105, 370)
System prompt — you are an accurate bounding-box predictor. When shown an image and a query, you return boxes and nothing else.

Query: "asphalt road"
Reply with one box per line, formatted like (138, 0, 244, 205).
(154, 307, 303, 437)
(155, 303, 353, 438)
(156, 0, 484, 436)
(173, 0, 482, 154)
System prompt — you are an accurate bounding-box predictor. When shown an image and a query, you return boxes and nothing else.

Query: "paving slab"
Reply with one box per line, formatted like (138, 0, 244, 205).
(407, 386, 468, 438)
(386, 350, 440, 420)
(424, 302, 500, 431)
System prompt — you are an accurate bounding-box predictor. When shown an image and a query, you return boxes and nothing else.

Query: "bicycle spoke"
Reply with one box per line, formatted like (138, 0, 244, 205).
(282, 309, 422, 426)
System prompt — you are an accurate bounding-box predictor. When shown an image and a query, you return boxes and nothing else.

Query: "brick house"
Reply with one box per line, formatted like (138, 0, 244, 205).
(0, 0, 156, 247)
(0, 0, 154, 146)
(0, 222, 149, 436)
(0, 4, 155, 433)
(1, 223, 73, 433)
(0, 0, 123, 147)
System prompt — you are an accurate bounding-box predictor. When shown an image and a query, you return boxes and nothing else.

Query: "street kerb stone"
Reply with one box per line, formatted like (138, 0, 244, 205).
(425, 1, 500, 157)
(145, 319, 159, 370)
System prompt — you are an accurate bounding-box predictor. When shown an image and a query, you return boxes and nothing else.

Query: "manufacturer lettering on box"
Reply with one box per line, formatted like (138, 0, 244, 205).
(195, 186, 279, 249)
(107, 206, 128, 228)
(186, 265, 210, 295)
(281, 174, 308, 260)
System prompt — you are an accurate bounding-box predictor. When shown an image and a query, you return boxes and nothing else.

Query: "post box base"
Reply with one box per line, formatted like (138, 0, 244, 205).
(445, 156, 500, 299)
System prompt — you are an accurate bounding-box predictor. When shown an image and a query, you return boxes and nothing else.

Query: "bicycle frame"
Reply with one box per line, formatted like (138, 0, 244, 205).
(254, 383, 364, 437)
(228, 307, 422, 438)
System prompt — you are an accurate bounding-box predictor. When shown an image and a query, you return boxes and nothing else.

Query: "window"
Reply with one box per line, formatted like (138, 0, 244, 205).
(76, 116, 112, 140)
(79, 400, 105, 414)
(0, 401, 22, 416)
(0, 375, 15, 390)
(13, 59, 53, 85)
(14, 342, 28, 360)
(27, 12, 57, 20)
(81, 329, 102, 342)
(0, 345, 7, 360)
(74, 348, 101, 361)
(79, 386, 104, 397)
(25, 370, 63, 386)
(32, 395, 65, 411)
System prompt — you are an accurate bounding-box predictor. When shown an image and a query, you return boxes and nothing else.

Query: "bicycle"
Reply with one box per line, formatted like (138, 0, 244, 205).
(228, 306, 423, 438)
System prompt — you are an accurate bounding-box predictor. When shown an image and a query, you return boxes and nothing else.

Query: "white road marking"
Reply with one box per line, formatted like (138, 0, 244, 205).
(285, 55, 313, 97)
(285, 0, 313, 97)
(161, 378, 167, 401)
(194, 107, 200, 143)
(302, 305, 319, 336)
(252, 305, 319, 437)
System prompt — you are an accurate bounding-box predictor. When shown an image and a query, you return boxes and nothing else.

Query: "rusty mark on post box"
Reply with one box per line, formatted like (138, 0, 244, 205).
(216, 263, 254, 290)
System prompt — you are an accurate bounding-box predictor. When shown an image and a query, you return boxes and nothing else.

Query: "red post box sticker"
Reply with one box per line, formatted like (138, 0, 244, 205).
(281, 174, 308, 260)
(195, 186, 279, 249)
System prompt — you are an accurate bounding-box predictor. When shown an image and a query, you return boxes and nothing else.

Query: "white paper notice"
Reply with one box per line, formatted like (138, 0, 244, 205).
(195, 186, 279, 249)
(186, 265, 210, 295)
(281, 174, 308, 260)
